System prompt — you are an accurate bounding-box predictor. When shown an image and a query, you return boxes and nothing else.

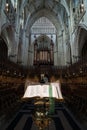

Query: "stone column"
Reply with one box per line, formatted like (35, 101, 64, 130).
(56, 34, 59, 66)
(61, 30, 66, 66)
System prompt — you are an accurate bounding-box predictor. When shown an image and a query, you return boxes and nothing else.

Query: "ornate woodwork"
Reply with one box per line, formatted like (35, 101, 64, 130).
(34, 38, 54, 65)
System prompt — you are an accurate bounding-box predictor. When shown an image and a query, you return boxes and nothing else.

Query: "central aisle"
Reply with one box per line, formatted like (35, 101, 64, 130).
(6, 102, 82, 130)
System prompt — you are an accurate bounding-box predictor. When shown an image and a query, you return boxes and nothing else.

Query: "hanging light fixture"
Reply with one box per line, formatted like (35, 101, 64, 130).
(80, 0, 84, 13)
(6, 1, 9, 12)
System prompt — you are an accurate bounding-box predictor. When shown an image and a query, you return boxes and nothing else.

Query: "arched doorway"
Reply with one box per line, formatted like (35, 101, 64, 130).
(0, 37, 8, 61)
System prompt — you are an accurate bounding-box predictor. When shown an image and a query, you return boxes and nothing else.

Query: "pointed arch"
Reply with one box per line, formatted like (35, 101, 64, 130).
(25, 8, 63, 33)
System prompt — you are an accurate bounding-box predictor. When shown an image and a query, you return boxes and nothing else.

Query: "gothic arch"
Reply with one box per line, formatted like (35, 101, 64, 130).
(1, 24, 16, 57)
(25, 9, 63, 34)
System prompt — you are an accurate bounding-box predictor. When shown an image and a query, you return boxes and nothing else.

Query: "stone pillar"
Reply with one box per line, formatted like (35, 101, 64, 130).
(14, 0, 20, 63)
(27, 33, 31, 66)
(56, 34, 59, 66)
(57, 34, 62, 66)
(61, 30, 66, 65)
(22, 31, 29, 66)
(68, 1, 74, 64)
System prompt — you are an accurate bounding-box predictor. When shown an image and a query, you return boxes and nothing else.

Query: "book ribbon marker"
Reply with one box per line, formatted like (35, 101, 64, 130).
(48, 84, 55, 114)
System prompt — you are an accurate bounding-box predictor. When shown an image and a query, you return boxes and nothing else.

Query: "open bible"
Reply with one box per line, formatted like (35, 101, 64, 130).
(23, 82, 63, 100)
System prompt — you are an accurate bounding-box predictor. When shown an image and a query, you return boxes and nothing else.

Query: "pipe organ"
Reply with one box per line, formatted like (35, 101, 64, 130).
(34, 38, 54, 65)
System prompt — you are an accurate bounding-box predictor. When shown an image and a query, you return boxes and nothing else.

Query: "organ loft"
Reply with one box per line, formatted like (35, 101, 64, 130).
(0, 0, 87, 130)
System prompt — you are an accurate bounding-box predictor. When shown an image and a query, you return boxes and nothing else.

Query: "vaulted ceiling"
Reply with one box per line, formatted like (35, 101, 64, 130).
(19, 0, 70, 34)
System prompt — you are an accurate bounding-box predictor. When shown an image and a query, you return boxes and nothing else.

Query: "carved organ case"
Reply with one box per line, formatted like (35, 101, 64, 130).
(34, 37, 54, 65)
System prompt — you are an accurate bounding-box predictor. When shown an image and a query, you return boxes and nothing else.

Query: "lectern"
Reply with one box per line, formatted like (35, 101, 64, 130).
(22, 82, 63, 130)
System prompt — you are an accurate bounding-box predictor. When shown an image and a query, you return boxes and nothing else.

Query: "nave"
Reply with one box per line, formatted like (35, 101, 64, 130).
(5, 102, 83, 130)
